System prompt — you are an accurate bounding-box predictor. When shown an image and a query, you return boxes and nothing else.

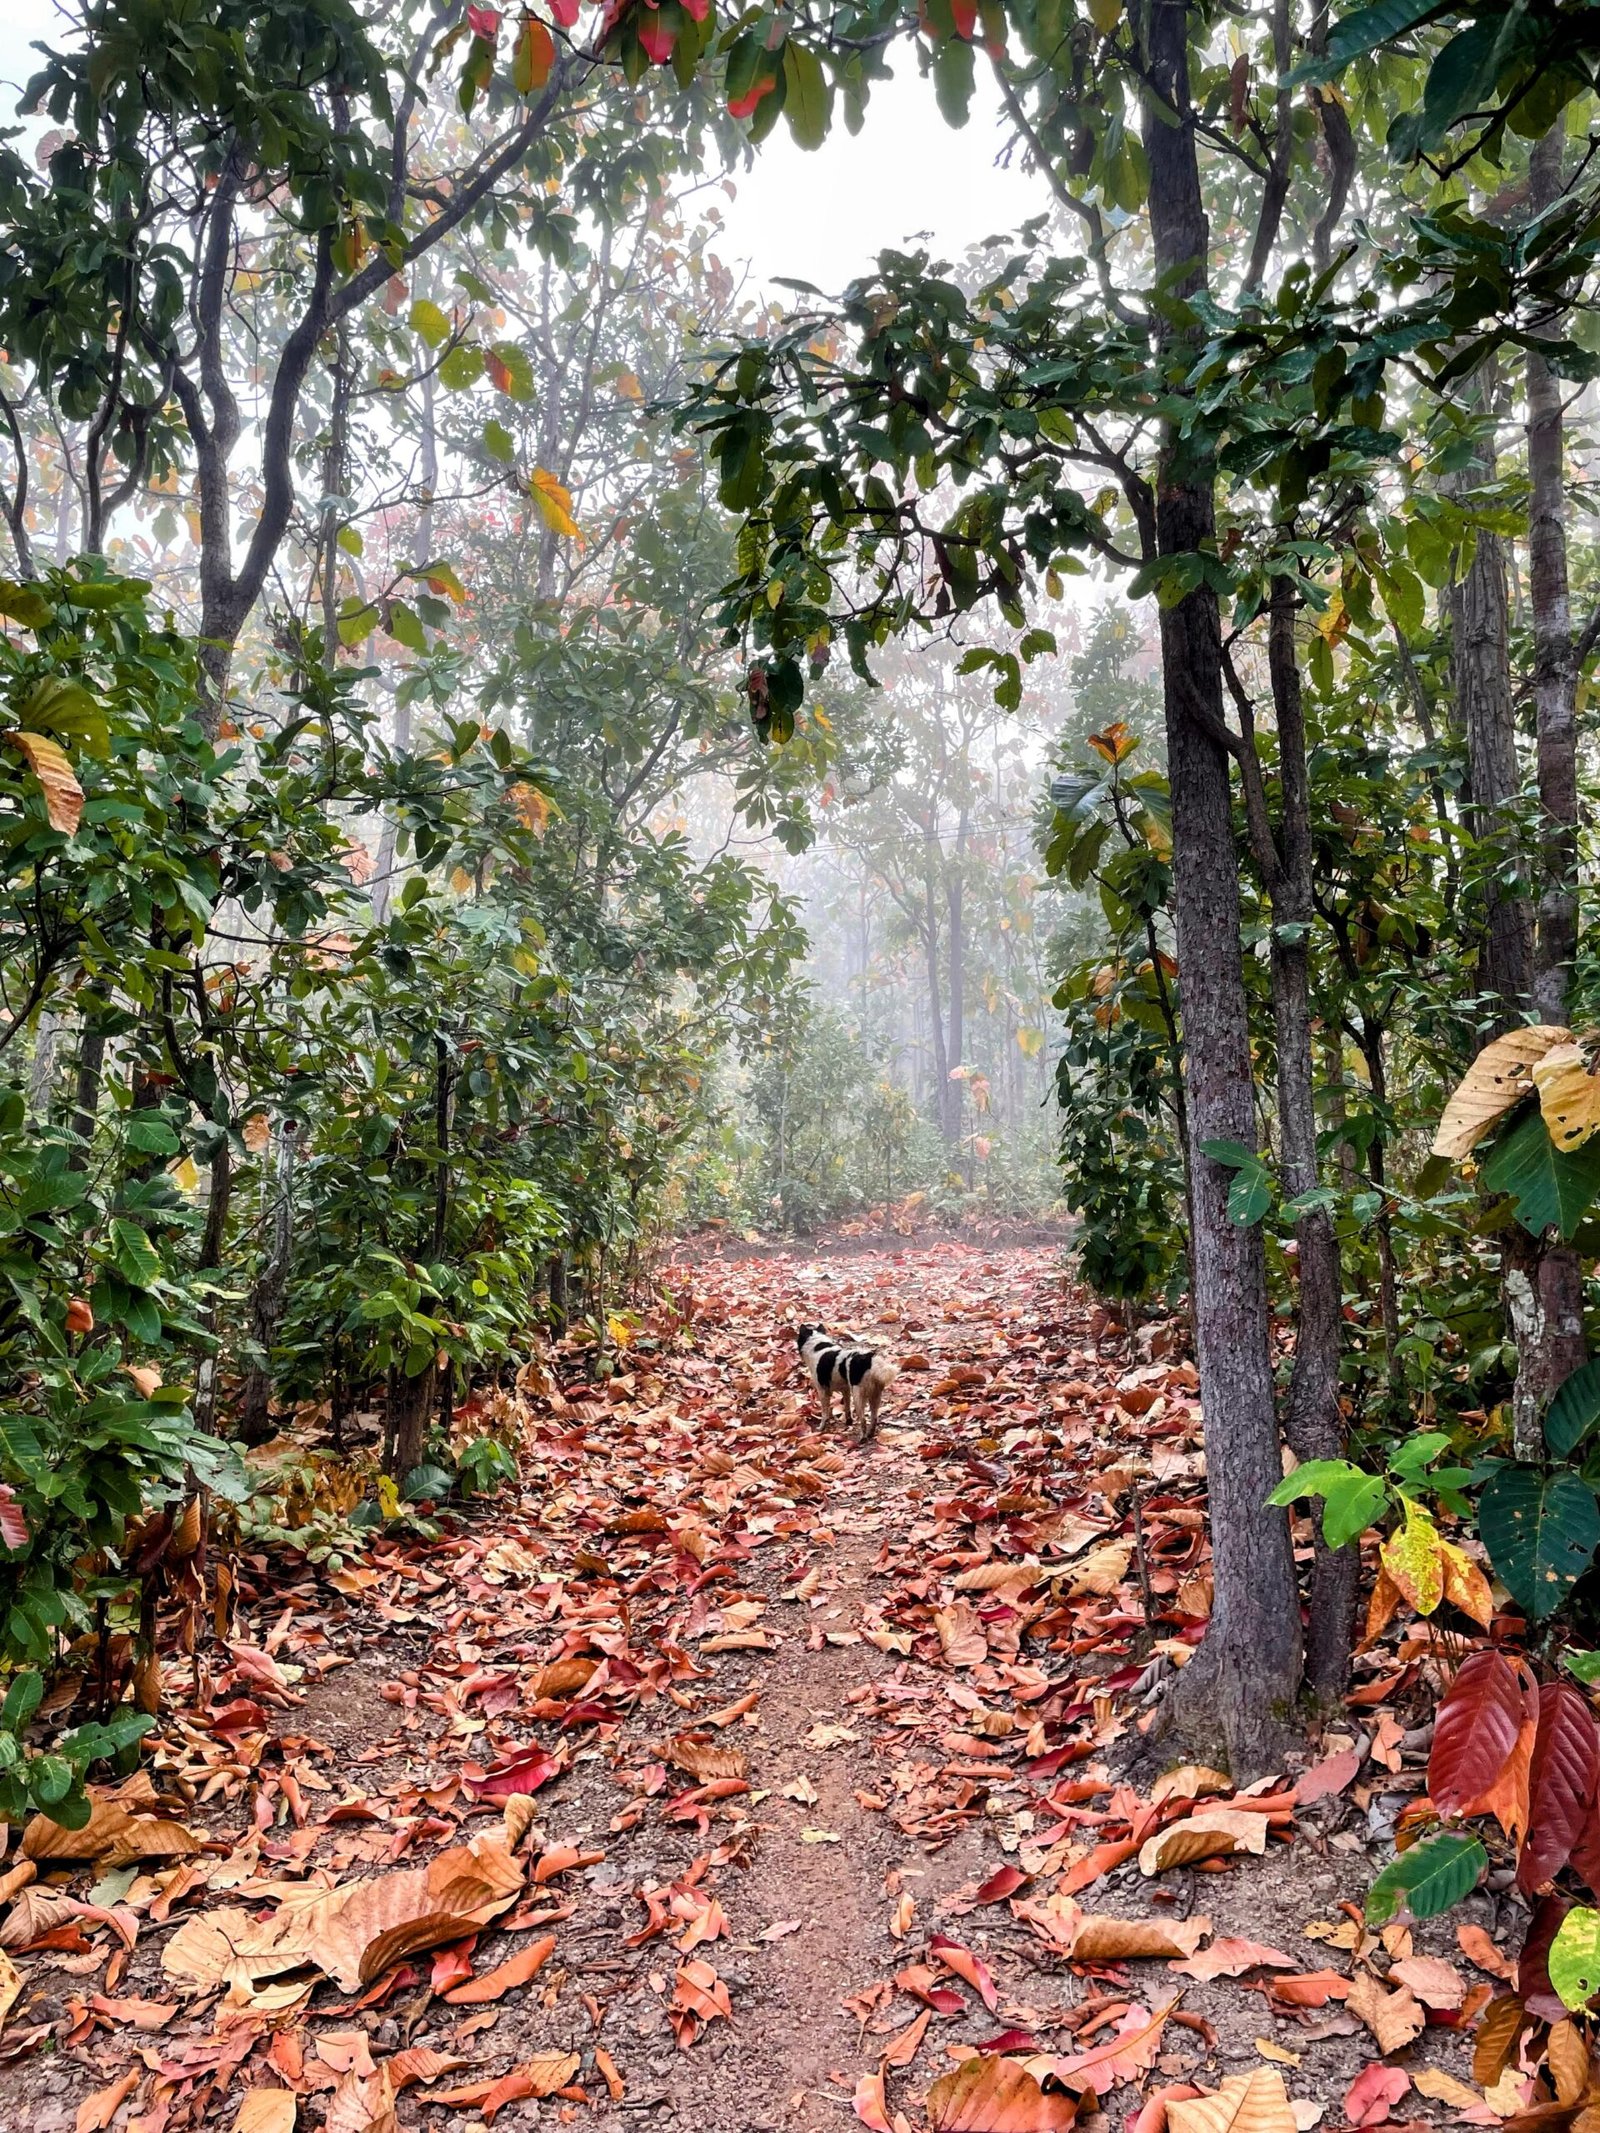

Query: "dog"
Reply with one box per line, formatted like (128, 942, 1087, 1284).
(794, 1324, 897, 1440)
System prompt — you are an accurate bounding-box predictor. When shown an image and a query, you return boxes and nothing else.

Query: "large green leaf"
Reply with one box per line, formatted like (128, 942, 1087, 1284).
(1481, 1107, 1600, 1240)
(1547, 1358, 1600, 1458)
(1549, 1906, 1600, 2010)
(1480, 1465, 1600, 1621)
(1366, 1830, 1486, 1924)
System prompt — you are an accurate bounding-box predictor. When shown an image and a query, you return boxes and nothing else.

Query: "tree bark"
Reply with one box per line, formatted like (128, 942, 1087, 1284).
(1137, 0, 1302, 1771)
(1517, 124, 1589, 1447)
(238, 1125, 296, 1446)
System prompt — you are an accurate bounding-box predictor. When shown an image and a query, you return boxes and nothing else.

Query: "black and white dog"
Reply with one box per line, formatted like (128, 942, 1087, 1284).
(794, 1324, 897, 1440)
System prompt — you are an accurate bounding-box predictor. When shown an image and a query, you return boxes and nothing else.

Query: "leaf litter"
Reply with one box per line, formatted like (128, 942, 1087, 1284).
(0, 1241, 1521, 2130)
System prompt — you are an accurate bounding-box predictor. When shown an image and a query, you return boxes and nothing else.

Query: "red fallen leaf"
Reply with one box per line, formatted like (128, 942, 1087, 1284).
(464, 1746, 563, 1801)
(1058, 1837, 1141, 1893)
(896, 1964, 964, 2014)
(670, 1957, 731, 2047)
(925, 2055, 1076, 2131)
(533, 1845, 604, 1883)
(1293, 1749, 1361, 1805)
(931, 1934, 998, 2012)
(74, 2070, 140, 2132)
(430, 1941, 476, 1994)
(1131, 2088, 1203, 2133)
(1344, 2062, 1411, 2125)
(1517, 1680, 1599, 1891)
(1456, 1923, 1516, 1981)
(883, 2008, 932, 2068)
(974, 1865, 1030, 1904)
(1429, 1650, 1531, 1817)
(854, 2070, 894, 2131)
(973, 2030, 1040, 2055)
(442, 1932, 556, 2003)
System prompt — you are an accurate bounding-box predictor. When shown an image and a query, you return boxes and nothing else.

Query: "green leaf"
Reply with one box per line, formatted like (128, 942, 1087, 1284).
(482, 418, 516, 466)
(1479, 1465, 1600, 1621)
(1548, 1358, 1600, 1458)
(932, 33, 975, 128)
(409, 298, 451, 350)
(1323, 1469, 1390, 1550)
(439, 344, 486, 392)
(1366, 1831, 1486, 1925)
(1550, 1906, 1600, 2010)
(781, 43, 831, 150)
(1564, 1649, 1600, 1685)
(1481, 1107, 1600, 1240)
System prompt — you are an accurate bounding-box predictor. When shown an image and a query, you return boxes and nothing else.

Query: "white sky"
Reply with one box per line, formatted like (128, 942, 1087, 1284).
(0, 2, 1040, 293)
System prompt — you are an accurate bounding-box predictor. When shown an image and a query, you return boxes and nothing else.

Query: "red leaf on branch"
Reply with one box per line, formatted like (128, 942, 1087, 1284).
(1517, 1680, 1599, 1891)
(1428, 1649, 1530, 1816)
(0, 1485, 27, 1551)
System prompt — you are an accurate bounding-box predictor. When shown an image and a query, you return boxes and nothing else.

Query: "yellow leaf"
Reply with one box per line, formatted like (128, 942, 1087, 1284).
(528, 467, 579, 538)
(1439, 1537, 1494, 1627)
(168, 1155, 201, 1193)
(508, 781, 552, 836)
(1087, 719, 1136, 765)
(1432, 1024, 1571, 1160)
(616, 370, 643, 401)
(1016, 1027, 1045, 1058)
(233, 2094, 297, 2133)
(1533, 1038, 1600, 1151)
(1086, 0, 1121, 33)
(1380, 1505, 1446, 1617)
(9, 729, 83, 834)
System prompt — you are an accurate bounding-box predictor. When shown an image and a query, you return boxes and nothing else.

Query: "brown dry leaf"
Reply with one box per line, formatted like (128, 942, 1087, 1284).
(883, 2007, 932, 2068)
(668, 1734, 748, 1784)
(10, 730, 84, 836)
(1066, 1541, 1132, 1597)
(1138, 1809, 1270, 1875)
(24, 1789, 200, 1867)
(670, 1957, 731, 2047)
(953, 1560, 1041, 1593)
(1345, 1969, 1425, 2055)
(1412, 2067, 1484, 2111)
(934, 1602, 988, 1668)
(1433, 1024, 1571, 1158)
(1151, 1765, 1233, 1805)
(924, 2055, 1076, 2130)
(233, 2093, 298, 2133)
(0, 1947, 21, 2030)
(1171, 1938, 1294, 1981)
(1060, 1909, 1211, 1961)
(1166, 2068, 1297, 2133)
(161, 1904, 315, 1995)
(855, 2070, 894, 2132)
(1533, 1041, 1600, 1151)
(1548, 2018, 1592, 2107)
(501, 1795, 539, 1851)
(1387, 1954, 1463, 2010)
(1471, 1994, 1528, 2087)
(307, 1833, 524, 1991)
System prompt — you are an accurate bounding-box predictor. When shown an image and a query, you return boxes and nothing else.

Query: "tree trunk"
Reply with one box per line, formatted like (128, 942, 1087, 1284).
(923, 847, 953, 1141)
(384, 1360, 436, 1481)
(238, 1126, 296, 1446)
(946, 807, 967, 1140)
(1515, 123, 1589, 1448)
(1137, 0, 1301, 1771)
(1451, 376, 1534, 1024)
(1268, 582, 1355, 1702)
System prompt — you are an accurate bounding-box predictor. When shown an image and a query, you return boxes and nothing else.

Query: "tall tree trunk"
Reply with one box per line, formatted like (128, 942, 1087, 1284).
(946, 807, 968, 1141)
(923, 846, 953, 1141)
(1451, 375, 1534, 1023)
(372, 368, 435, 923)
(1267, 583, 1355, 1701)
(1510, 124, 1589, 1450)
(238, 1127, 296, 1446)
(1138, 0, 1301, 1770)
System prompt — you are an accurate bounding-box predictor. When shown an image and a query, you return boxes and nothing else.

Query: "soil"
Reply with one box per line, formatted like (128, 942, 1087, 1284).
(0, 1240, 1508, 2132)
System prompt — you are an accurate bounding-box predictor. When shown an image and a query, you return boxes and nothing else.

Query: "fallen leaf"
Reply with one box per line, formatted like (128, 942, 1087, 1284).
(1387, 1954, 1463, 2010)
(233, 2093, 298, 2133)
(924, 2055, 1076, 2130)
(441, 1932, 556, 2002)
(1345, 1970, 1425, 2055)
(1171, 1938, 1294, 1980)
(1138, 1809, 1271, 1875)
(1167, 2068, 1298, 2133)
(1342, 2064, 1409, 2127)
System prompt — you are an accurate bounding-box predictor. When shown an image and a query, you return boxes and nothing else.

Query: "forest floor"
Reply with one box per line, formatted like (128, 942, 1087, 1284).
(0, 1243, 1523, 2132)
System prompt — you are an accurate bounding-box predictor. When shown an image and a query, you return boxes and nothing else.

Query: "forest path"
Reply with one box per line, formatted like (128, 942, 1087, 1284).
(2, 1240, 1495, 2131)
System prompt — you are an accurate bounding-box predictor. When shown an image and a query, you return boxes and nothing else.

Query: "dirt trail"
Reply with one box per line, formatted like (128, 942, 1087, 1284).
(0, 1242, 1499, 2132)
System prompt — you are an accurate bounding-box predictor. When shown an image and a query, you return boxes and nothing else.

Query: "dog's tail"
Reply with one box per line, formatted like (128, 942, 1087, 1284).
(863, 1355, 898, 1395)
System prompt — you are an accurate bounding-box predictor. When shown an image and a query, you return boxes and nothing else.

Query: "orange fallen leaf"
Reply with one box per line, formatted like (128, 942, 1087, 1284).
(925, 2055, 1077, 2130)
(76, 2072, 141, 2133)
(442, 1932, 556, 2003)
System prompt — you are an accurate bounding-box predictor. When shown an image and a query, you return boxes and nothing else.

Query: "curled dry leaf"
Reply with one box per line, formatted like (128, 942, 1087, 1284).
(924, 2055, 1077, 2131)
(1412, 2066, 1484, 2110)
(854, 2070, 894, 2132)
(1066, 1541, 1132, 1597)
(1548, 2017, 1593, 2108)
(1457, 1922, 1516, 1981)
(1432, 1024, 1572, 1159)
(1165, 2067, 1297, 2133)
(1138, 1809, 1270, 1875)
(75, 2072, 141, 2133)
(9, 729, 84, 835)
(670, 1957, 731, 2046)
(0, 1947, 21, 2030)
(1341, 2064, 1409, 2128)
(1533, 1040, 1600, 1151)
(1023, 1898, 1210, 1962)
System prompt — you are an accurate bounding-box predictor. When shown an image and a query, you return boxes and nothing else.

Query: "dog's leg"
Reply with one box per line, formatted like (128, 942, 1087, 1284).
(819, 1382, 833, 1429)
